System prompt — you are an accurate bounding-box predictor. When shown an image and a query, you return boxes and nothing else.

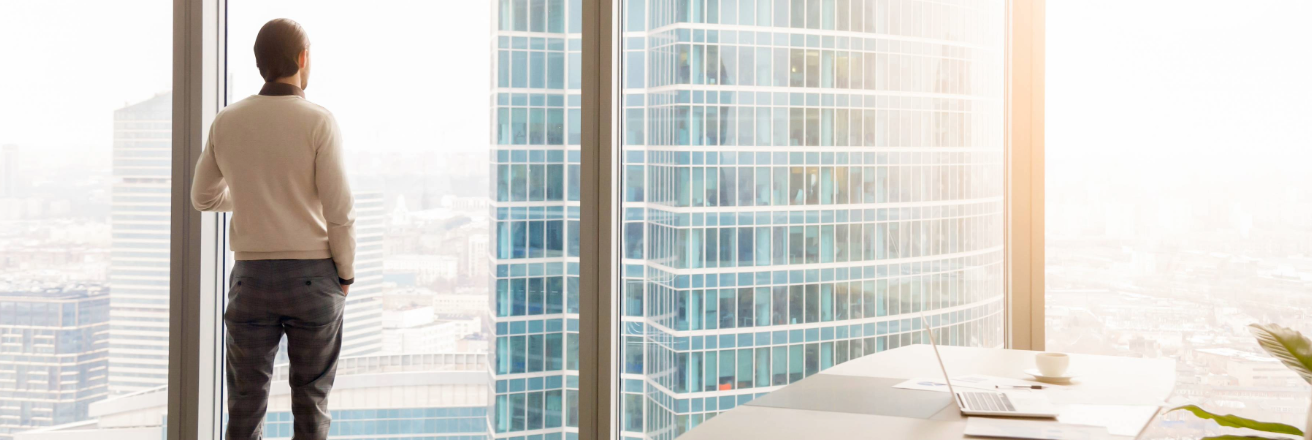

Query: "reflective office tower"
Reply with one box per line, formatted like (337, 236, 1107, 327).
(0, 288, 109, 440)
(490, 1, 1004, 439)
(342, 189, 386, 357)
(489, 0, 584, 438)
(108, 93, 173, 394)
(621, 1, 1005, 438)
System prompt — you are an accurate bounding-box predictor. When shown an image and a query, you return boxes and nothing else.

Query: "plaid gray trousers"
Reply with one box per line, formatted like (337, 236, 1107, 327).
(224, 259, 344, 440)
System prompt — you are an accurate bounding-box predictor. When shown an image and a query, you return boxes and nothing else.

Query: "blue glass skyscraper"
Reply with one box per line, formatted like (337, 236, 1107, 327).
(489, 0, 584, 438)
(490, 1, 1005, 439)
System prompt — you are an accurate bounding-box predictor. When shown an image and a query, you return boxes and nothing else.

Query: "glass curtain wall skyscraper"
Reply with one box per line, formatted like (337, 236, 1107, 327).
(340, 189, 386, 357)
(620, 0, 1005, 439)
(108, 93, 173, 395)
(489, 0, 584, 438)
(489, 0, 1004, 439)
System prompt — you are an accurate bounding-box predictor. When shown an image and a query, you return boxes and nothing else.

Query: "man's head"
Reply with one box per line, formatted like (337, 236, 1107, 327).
(254, 18, 311, 89)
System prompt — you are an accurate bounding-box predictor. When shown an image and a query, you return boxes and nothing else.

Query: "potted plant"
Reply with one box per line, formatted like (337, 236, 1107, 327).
(1168, 323, 1312, 440)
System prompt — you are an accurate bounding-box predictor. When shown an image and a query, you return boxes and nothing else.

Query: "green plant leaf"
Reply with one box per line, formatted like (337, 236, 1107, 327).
(1169, 405, 1304, 437)
(1249, 323, 1312, 385)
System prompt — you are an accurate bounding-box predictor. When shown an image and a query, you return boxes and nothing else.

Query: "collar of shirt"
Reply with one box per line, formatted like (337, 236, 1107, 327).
(258, 82, 305, 98)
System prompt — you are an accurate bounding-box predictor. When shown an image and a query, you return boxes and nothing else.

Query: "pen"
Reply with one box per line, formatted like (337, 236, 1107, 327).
(996, 385, 1045, 390)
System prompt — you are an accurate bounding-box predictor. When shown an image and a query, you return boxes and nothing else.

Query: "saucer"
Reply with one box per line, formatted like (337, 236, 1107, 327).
(1024, 369, 1076, 384)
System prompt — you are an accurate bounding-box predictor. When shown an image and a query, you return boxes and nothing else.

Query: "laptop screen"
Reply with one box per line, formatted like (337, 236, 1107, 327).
(919, 313, 964, 410)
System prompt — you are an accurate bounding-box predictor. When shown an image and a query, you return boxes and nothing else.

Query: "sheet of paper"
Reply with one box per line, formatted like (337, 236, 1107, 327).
(1057, 405, 1160, 437)
(893, 374, 1062, 393)
(964, 417, 1112, 440)
(892, 377, 957, 392)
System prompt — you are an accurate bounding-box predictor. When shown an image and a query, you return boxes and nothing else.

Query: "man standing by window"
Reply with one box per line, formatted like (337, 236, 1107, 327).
(190, 18, 354, 440)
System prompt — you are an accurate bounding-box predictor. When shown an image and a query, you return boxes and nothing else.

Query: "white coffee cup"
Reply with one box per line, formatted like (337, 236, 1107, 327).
(1035, 352, 1070, 377)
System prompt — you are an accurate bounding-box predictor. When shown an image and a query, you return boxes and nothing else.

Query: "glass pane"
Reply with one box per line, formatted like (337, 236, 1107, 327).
(619, 0, 1005, 437)
(232, 1, 572, 439)
(0, 1, 171, 438)
(1045, 2, 1312, 438)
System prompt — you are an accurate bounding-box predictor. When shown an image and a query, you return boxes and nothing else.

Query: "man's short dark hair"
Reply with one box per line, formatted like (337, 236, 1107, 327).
(254, 18, 310, 83)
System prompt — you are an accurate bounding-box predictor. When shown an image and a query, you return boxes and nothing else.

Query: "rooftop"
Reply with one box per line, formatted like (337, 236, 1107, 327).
(0, 286, 104, 300)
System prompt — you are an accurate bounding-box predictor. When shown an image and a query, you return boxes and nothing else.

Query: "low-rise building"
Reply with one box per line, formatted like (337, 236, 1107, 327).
(0, 287, 109, 440)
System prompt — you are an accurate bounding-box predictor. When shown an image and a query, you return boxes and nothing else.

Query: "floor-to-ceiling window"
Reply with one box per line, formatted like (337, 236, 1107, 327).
(0, 1, 172, 439)
(5, 1, 580, 439)
(3, 1, 1019, 438)
(223, 2, 519, 439)
(13, 1, 591, 438)
(617, 0, 1007, 437)
(1045, 1, 1312, 437)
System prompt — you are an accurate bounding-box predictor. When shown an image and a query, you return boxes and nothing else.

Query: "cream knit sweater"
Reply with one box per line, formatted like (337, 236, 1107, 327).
(190, 94, 356, 281)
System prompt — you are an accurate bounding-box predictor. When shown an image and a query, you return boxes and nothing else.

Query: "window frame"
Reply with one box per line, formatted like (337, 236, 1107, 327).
(1005, 0, 1047, 352)
(580, 0, 620, 438)
(168, 0, 621, 439)
(168, 0, 227, 439)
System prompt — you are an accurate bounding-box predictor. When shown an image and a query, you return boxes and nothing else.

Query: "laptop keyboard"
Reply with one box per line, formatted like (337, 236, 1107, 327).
(961, 392, 1017, 412)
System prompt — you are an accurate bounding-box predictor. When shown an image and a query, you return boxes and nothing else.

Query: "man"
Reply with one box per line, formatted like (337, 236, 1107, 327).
(191, 18, 354, 440)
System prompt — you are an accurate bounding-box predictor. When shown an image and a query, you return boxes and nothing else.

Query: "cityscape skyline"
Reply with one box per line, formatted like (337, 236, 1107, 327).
(0, 89, 497, 439)
(1044, 1, 1312, 435)
(1, 0, 1310, 439)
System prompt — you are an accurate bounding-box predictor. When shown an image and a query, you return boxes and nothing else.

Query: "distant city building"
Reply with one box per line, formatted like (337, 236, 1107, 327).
(441, 195, 489, 211)
(0, 246, 96, 272)
(382, 306, 481, 354)
(386, 254, 460, 286)
(1194, 348, 1303, 388)
(433, 293, 489, 317)
(466, 234, 489, 279)
(0, 287, 109, 440)
(0, 144, 17, 198)
(390, 195, 412, 226)
(341, 189, 386, 357)
(107, 93, 172, 394)
(385, 305, 440, 329)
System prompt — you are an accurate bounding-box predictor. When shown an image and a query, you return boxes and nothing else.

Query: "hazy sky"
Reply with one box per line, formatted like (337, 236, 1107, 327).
(0, 0, 492, 153)
(1047, 0, 1312, 192)
(3, 0, 1310, 175)
(227, 1, 493, 154)
(0, 0, 172, 151)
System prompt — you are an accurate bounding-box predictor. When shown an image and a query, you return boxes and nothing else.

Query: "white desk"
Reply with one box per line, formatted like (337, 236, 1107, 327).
(679, 345, 1175, 440)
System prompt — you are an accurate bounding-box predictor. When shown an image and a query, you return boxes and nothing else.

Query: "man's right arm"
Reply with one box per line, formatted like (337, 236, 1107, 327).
(191, 124, 233, 212)
(315, 114, 356, 286)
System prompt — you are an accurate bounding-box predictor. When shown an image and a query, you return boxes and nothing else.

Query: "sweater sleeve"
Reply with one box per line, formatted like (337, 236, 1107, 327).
(191, 123, 234, 212)
(315, 114, 356, 282)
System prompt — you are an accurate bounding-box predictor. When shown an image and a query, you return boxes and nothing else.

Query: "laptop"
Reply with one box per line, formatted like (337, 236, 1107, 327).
(919, 314, 1060, 418)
